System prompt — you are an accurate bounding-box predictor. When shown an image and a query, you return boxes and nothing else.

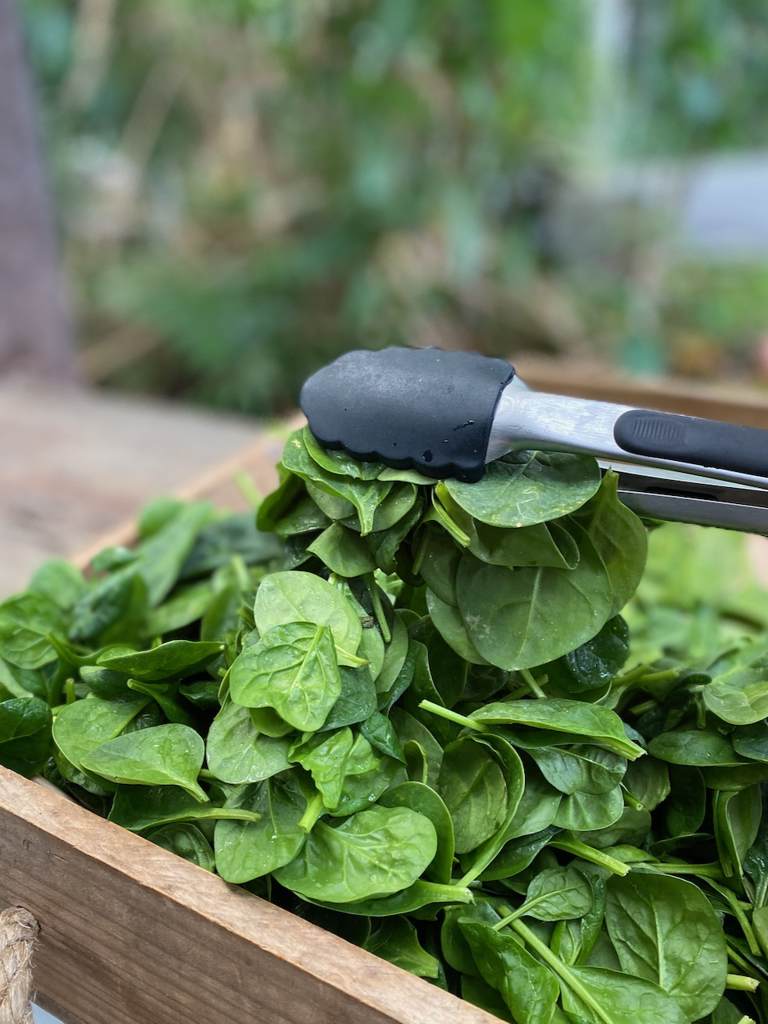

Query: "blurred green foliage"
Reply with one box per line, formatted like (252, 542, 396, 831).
(20, 0, 768, 413)
(624, 0, 768, 154)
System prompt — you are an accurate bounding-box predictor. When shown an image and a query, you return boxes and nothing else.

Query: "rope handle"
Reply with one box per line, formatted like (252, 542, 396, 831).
(0, 907, 39, 1024)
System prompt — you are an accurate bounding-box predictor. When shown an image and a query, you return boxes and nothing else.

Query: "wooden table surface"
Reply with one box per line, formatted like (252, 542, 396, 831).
(0, 375, 262, 594)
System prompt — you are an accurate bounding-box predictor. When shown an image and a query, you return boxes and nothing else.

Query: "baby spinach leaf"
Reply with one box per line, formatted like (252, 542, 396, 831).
(282, 430, 392, 534)
(605, 873, 728, 1019)
(380, 781, 455, 883)
(253, 571, 362, 662)
(364, 917, 441, 979)
(307, 523, 376, 577)
(214, 772, 310, 882)
(302, 426, 382, 481)
(360, 710, 405, 763)
(81, 723, 206, 801)
(425, 590, 489, 666)
(229, 622, 341, 732)
(622, 756, 670, 811)
(558, 964, 688, 1024)
(29, 560, 87, 610)
(544, 615, 630, 698)
(109, 784, 262, 831)
(206, 701, 291, 784)
(516, 864, 594, 922)
(703, 645, 768, 725)
(97, 640, 224, 681)
(714, 785, 762, 879)
(53, 695, 149, 770)
(320, 665, 377, 732)
(0, 593, 66, 669)
(143, 581, 214, 636)
(455, 535, 614, 670)
(648, 729, 743, 766)
(147, 822, 215, 871)
(438, 736, 508, 854)
(552, 785, 625, 832)
(575, 471, 648, 614)
(460, 920, 560, 1024)
(469, 518, 581, 571)
(528, 745, 627, 796)
(273, 805, 437, 903)
(444, 450, 601, 528)
(133, 502, 213, 606)
(470, 699, 644, 760)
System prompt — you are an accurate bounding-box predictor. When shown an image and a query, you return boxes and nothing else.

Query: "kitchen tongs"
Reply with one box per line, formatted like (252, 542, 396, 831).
(300, 347, 768, 534)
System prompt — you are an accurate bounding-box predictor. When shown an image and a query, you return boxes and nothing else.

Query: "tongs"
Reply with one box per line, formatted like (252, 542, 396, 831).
(300, 346, 768, 534)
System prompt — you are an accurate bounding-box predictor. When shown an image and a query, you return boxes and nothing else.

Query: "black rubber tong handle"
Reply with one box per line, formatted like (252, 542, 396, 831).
(614, 410, 768, 479)
(300, 347, 515, 481)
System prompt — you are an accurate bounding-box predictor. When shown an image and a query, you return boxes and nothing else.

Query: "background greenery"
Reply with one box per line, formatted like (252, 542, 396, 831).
(22, 0, 768, 415)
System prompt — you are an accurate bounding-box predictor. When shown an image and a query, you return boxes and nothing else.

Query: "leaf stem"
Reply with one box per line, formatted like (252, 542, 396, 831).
(299, 792, 324, 833)
(520, 668, 547, 699)
(367, 576, 391, 643)
(417, 699, 486, 732)
(551, 838, 630, 877)
(707, 879, 762, 956)
(510, 918, 613, 1024)
(726, 974, 760, 992)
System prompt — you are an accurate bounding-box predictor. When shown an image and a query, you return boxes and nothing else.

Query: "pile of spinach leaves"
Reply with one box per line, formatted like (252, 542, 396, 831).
(2, 424, 768, 1023)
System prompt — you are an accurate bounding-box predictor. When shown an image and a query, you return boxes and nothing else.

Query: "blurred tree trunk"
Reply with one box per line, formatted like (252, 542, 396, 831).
(0, 0, 75, 377)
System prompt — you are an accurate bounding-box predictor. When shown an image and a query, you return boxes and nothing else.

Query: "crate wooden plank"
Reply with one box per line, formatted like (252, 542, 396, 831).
(0, 768, 496, 1024)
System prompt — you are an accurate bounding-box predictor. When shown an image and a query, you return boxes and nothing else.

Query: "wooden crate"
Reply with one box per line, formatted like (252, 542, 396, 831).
(4, 373, 768, 1024)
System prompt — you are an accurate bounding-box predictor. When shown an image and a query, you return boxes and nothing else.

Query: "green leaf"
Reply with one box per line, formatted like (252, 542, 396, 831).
(273, 805, 437, 903)
(307, 523, 376, 577)
(0, 593, 66, 669)
(528, 745, 627, 796)
(81, 724, 206, 800)
(253, 571, 362, 662)
(519, 864, 594, 921)
(470, 699, 644, 760)
(206, 701, 291, 784)
(97, 640, 224, 681)
(379, 781, 455, 883)
(109, 784, 262, 831)
(364, 918, 441, 979)
(454, 535, 614, 670)
(444, 450, 601, 528)
(214, 772, 310, 882)
(605, 873, 727, 1019)
(230, 622, 341, 731)
(53, 695, 149, 770)
(552, 786, 625, 832)
(648, 730, 743, 767)
(438, 735, 507, 854)
(703, 645, 768, 725)
(147, 823, 215, 871)
(460, 920, 560, 1024)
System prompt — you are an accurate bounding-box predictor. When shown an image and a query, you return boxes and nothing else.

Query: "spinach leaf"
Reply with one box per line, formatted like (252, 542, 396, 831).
(273, 805, 437, 903)
(53, 695, 149, 770)
(229, 622, 341, 731)
(460, 920, 560, 1024)
(147, 822, 215, 871)
(206, 701, 291, 784)
(307, 523, 376, 577)
(605, 873, 728, 1019)
(444, 450, 601, 528)
(528, 745, 627, 796)
(253, 571, 362, 662)
(81, 723, 206, 800)
(379, 781, 455, 883)
(214, 772, 310, 882)
(438, 735, 508, 854)
(363, 918, 441, 979)
(469, 698, 644, 760)
(97, 640, 224, 681)
(0, 593, 66, 669)
(454, 536, 614, 670)
(109, 784, 262, 830)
